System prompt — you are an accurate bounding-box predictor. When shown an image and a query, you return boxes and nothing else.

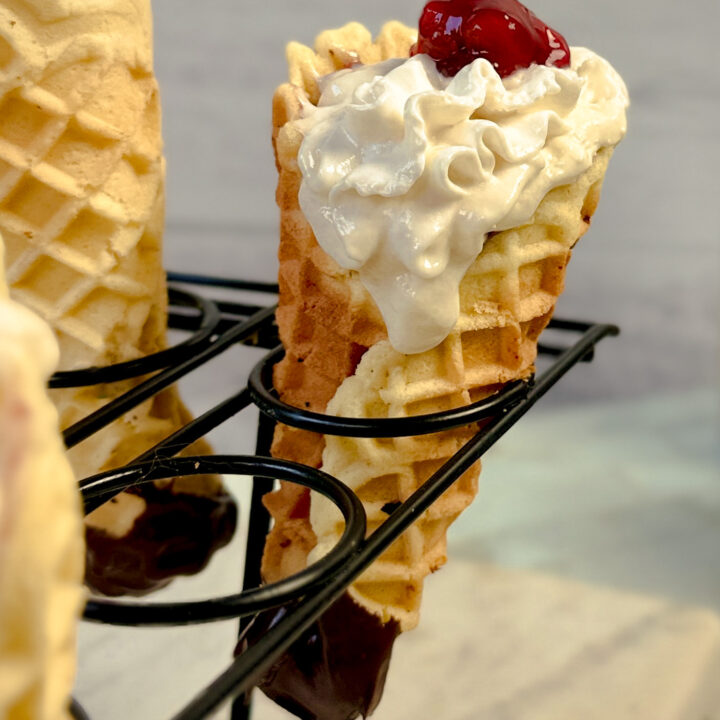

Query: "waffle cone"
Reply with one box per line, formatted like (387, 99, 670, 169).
(263, 22, 613, 633)
(0, 2, 234, 595)
(0, 295, 85, 720)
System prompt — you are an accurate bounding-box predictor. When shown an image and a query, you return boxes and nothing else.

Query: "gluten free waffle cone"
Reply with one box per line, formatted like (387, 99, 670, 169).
(256, 22, 615, 718)
(0, 1, 235, 596)
(264, 21, 611, 629)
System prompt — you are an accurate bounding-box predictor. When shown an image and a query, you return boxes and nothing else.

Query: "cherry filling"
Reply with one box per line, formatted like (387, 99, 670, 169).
(411, 0, 571, 78)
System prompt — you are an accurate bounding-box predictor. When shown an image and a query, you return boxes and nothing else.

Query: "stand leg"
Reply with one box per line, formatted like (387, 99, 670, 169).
(230, 411, 276, 720)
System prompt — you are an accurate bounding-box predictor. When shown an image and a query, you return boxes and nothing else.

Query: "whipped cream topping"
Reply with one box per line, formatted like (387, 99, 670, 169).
(295, 49, 628, 354)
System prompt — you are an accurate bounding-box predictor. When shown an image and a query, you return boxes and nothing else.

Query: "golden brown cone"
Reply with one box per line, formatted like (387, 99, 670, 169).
(262, 22, 613, 632)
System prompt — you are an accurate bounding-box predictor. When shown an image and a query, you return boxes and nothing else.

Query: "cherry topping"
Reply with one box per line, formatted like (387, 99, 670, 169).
(411, 0, 571, 78)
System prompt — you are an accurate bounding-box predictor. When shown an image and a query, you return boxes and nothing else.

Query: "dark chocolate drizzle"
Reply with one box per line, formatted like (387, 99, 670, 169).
(240, 592, 400, 720)
(85, 484, 237, 597)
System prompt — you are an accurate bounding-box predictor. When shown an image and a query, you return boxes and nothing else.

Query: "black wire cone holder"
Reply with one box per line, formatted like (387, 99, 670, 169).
(62, 273, 619, 720)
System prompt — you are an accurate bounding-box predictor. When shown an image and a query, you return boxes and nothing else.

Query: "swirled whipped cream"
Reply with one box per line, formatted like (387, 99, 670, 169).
(295, 49, 628, 353)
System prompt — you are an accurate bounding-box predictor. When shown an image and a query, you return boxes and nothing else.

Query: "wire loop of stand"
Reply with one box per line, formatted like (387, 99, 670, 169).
(65, 273, 619, 720)
(249, 345, 532, 437)
(61, 303, 276, 449)
(80, 456, 366, 627)
(49, 288, 221, 389)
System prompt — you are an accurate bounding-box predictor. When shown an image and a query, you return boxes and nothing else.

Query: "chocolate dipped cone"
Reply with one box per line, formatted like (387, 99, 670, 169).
(0, 0, 236, 596)
(255, 20, 622, 720)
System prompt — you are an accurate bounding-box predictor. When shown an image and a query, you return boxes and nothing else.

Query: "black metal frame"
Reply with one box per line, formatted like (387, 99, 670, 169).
(64, 273, 619, 720)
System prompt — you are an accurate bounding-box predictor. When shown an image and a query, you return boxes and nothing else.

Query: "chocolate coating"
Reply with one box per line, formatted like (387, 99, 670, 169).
(241, 592, 400, 720)
(85, 484, 237, 597)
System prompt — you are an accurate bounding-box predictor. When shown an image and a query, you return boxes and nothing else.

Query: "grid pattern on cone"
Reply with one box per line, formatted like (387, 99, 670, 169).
(0, 4, 230, 597)
(0, 14, 164, 372)
(0, 3, 190, 483)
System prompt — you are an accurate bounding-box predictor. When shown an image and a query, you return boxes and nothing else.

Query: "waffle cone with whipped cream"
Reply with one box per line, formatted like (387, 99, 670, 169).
(0, 0, 236, 596)
(257, 19, 627, 720)
(0, 250, 84, 720)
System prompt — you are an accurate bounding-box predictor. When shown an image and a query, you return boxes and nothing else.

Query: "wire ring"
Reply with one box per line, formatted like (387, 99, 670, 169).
(80, 456, 366, 626)
(49, 288, 221, 389)
(248, 345, 531, 438)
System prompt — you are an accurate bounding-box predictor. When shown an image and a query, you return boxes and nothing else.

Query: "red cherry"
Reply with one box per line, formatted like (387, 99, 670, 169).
(462, 9, 536, 76)
(414, 0, 572, 77)
(537, 26, 571, 67)
(418, 2, 463, 57)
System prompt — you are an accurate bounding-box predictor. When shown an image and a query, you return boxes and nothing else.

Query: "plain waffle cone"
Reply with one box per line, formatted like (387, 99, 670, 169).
(0, 295, 84, 720)
(263, 21, 613, 633)
(0, 2, 222, 490)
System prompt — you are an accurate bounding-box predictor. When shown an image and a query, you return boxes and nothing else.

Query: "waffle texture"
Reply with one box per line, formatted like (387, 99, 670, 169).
(0, 0, 163, 372)
(263, 21, 613, 631)
(0, 292, 84, 720)
(0, 0, 220, 487)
